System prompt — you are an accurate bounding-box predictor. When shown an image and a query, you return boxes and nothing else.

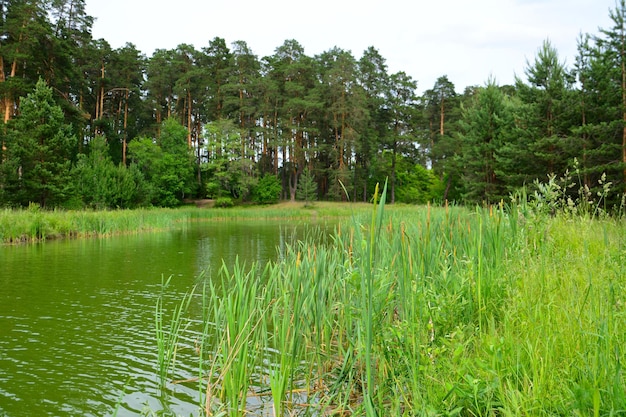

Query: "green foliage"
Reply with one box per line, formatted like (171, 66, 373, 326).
(395, 157, 442, 204)
(507, 40, 578, 187)
(2, 79, 77, 208)
(511, 161, 624, 219)
(203, 119, 256, 201)
(214, 196, 235, 208)
(295, 168, 318, 205)
(327, 165, 352, 201)
(457, 81, 516, 204)
(73, 136, 148, 209)
(128, 119, 196, 207)
(2, 1, 626, 211)
(254, 174, 282, 205)
(573, 3, 626, 201)
(204, 181, 221, 199)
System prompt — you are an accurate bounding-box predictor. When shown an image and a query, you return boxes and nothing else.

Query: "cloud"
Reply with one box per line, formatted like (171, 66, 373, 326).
(86, 0, 615, 93)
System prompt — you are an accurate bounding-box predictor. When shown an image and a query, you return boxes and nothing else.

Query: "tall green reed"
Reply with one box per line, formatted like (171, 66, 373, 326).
(151, 198, 624, 416)
(203, 259, 269, 417)
(267, 260, 304, 416)
(155, 275, 195, 389)
(361, 181, 387, 416)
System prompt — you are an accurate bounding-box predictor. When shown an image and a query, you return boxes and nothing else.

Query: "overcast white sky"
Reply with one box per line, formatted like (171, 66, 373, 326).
(85, 0, 615, 94)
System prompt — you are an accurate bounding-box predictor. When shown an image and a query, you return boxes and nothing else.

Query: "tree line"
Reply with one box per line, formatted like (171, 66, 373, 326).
(1, 0, 625, 209)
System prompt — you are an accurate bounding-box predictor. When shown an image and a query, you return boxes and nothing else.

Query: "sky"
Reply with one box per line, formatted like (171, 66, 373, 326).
(85, 0, 616, 94)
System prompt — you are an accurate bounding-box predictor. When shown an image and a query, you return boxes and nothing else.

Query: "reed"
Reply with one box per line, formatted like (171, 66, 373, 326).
(155, 275, 195, 389)
(204, 260, 269, 416)
(0, 202, 374, 244)
(152, 200, 625, 416)
(267, 264, 304, 416)
(0, 207, 189, 243)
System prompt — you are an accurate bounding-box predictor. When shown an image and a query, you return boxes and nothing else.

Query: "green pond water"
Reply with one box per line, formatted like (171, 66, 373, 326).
(0, 220, 329, 416)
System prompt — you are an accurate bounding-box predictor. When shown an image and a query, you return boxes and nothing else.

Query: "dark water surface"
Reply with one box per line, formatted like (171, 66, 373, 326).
(0, 220, 325, 416)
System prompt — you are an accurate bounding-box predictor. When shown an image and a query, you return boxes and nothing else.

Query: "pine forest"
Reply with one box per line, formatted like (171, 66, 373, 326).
(1, 0, 626, 210)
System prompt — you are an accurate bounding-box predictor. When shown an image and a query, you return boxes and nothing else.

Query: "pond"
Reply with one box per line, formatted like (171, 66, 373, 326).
(0, 220, 330, 416)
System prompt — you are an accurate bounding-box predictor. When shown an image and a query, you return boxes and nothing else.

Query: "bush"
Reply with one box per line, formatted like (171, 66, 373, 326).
(396, 163, 442, 204)
(205, 181, 221, 199)
(73, 137, 150, 209)
(254, 174, 282, 205)
(214, 197, 234, 208)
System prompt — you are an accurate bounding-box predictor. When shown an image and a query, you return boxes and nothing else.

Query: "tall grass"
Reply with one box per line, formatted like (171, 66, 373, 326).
(153, 199, 625, 415)
(155, 275, 195, 389)
(0, 202, 367, 244)
(0, 206, 189, 243)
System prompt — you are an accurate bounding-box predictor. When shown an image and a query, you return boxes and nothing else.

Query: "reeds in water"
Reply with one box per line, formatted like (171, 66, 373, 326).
(154, 200, 626, 416)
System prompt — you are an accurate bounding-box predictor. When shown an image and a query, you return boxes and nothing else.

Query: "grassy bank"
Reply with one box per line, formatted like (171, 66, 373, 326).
(0, 201, 370, 244)
(155, 199, 625, 416)
(0, 205, 190, 243)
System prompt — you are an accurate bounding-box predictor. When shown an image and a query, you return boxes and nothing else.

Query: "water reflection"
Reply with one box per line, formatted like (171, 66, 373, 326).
(0, 220, 331, 417)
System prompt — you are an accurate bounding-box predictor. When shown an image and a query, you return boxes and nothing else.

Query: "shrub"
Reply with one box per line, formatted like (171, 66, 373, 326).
(254, 174, 282, 205)
(396, 163, 442, 204)
(205, 181, 221, 199)
(214, 197, 234, 208)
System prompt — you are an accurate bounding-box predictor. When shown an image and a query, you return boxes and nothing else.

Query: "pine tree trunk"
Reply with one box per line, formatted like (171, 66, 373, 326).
(439, 97, 445, 136)
(187, 90, 192, 148)
(97, 62, 105, 137)
(0, 54, 5, 121)
(274, 107, 279, 175)
(581, 87, 589, 187)
(341, 108, 346, 169)
(289, 170, 298, 202)
(123, 89, 129, 165)
(4, 53, 19, 123)
(0, 54, 6, 155)
(334, 113, 343, 169)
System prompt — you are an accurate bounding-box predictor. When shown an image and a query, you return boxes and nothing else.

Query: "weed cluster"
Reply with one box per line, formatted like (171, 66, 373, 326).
(511, 160, 626, 220)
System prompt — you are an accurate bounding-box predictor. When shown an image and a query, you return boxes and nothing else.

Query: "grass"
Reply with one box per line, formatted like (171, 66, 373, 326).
(0, 201, 369, 244)
(152, 196, 625, 416)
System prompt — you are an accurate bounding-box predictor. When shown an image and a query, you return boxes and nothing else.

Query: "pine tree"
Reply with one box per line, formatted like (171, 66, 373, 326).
(357, 47, 389, 202)
(577, 0, 626, 197)
(458, 80, 515, 204)
(296, 168, 317, 206)
(318, 47, 366, 202)
(269, 40, 320, 201)
(2, 78, 77, 207)
(384, 71, 419, 203)
(513, 40, 577, 183)
(423, 75, 462, 200)
(107, 43, 147, 165)
(1, 0, 54, 124)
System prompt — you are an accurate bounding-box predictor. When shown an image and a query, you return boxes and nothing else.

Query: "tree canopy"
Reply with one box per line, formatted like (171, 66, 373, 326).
(1, 0, 625, 209)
